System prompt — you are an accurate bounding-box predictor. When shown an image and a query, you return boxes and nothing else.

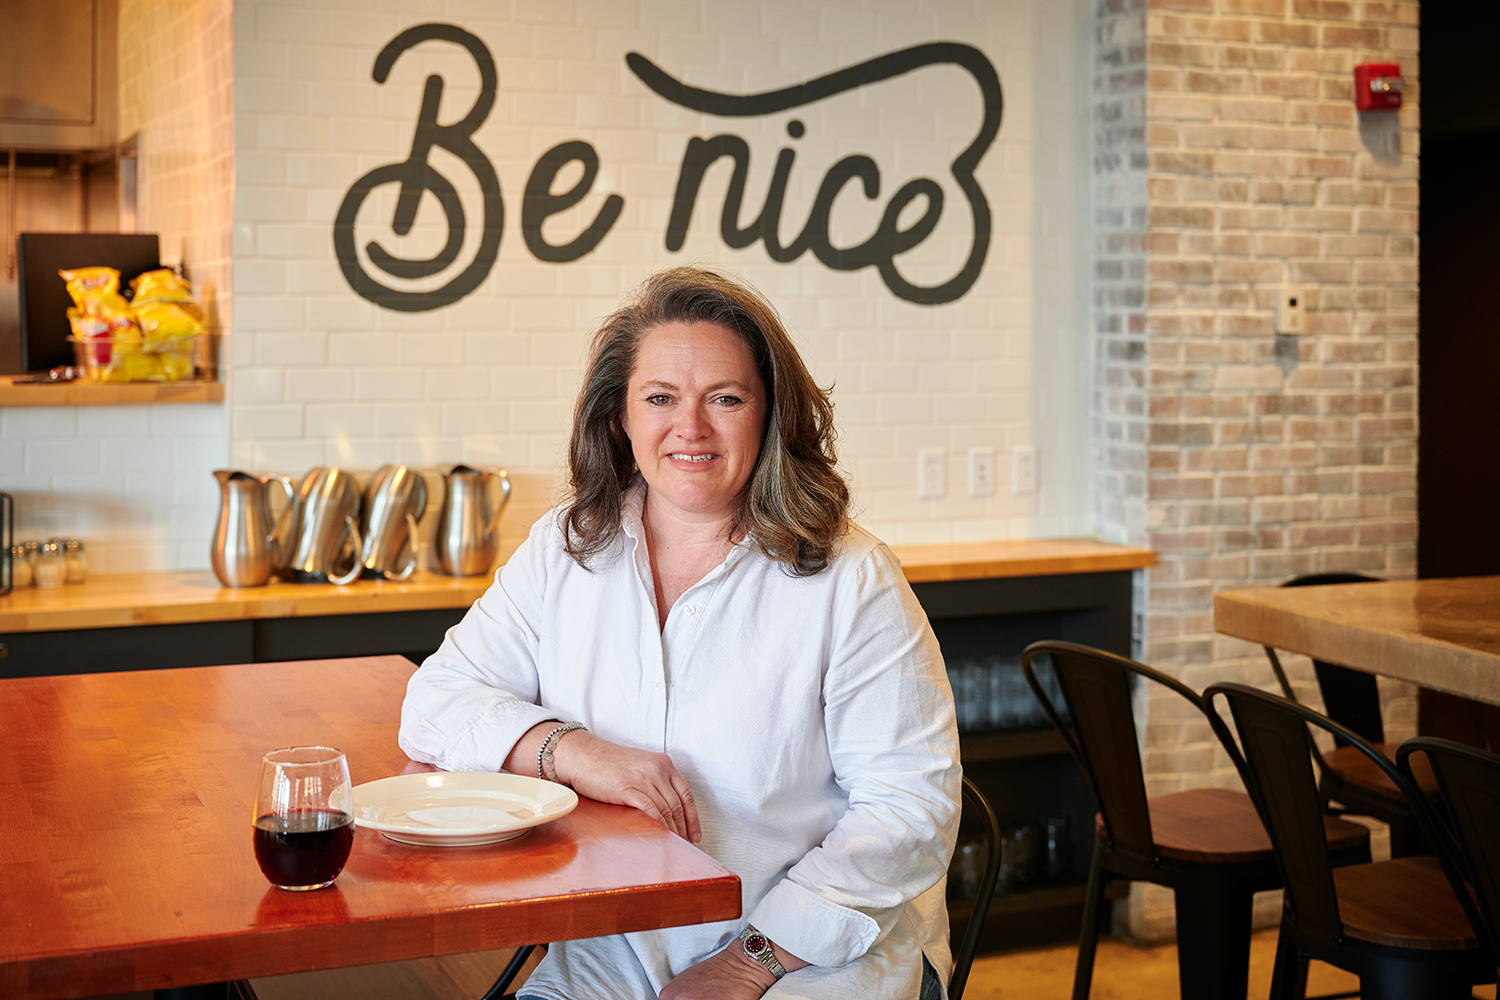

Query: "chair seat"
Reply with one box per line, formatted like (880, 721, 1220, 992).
(1323, 741, 1440, 802)
(1331, 856, 1480, 950)
(1093, 787, 1370, 864)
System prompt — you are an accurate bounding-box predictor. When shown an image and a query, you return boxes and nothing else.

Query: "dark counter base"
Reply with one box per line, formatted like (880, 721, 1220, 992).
(0, 608, 465, 678)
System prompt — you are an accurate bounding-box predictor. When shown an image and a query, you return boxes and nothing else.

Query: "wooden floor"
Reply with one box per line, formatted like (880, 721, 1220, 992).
(962, 929, 1499, 999)
(89, 929, 1500, 999)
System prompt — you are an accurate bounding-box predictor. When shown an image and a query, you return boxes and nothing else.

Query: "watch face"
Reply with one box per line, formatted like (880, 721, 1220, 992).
(744, 932, 768, 954)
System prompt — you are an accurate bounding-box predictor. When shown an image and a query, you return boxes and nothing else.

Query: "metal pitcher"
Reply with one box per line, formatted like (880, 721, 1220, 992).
(211, 470, 296, 587)
(280, 466, 363, 585)
(434, 465, 511, 576)
(360, 464, 428, 581)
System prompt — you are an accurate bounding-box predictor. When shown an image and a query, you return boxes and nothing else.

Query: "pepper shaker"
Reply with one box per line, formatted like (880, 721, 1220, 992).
(9, 544, 30, 588)
(63, 539, 87, 584)
(35, 540, 66, 589)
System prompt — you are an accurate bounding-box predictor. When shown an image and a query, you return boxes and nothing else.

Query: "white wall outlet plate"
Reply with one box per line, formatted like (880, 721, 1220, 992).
(918, 448, 945, 499)
(968, 447, 995, 497)
(1276, 288, 1305, 334)
(1011, 445, 1036, 495)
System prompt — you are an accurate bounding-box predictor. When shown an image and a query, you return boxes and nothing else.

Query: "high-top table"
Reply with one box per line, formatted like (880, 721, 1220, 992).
(1214, 576, 1500, 705)
(0, 656, 741, 1000)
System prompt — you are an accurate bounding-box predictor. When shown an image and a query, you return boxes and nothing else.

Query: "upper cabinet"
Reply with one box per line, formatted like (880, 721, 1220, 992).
(0, 0, 118, 150)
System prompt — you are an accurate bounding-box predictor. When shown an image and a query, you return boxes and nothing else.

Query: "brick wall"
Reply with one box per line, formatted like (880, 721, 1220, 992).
(1094, 0, 1420, 939)
(0, 0, 234, 572)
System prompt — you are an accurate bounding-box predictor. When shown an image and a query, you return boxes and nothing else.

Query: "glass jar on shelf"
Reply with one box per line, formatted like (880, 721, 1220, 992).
(10, 544, 31, 588)
(63, 539, 87, 583)
(35, 540, 66, 589)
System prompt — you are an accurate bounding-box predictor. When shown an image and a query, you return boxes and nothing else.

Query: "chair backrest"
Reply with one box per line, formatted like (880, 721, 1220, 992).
(1021, 641, 1206, 865)
(1263, 573, 1384, 745)
(948, 775, 1001, 1000)
(1203, 682, 1467, 950)
(1398, 737, 1500, 963)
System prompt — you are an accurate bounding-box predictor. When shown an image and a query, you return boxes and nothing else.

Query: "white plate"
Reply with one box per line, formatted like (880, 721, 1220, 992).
(351, 772, 578, 846)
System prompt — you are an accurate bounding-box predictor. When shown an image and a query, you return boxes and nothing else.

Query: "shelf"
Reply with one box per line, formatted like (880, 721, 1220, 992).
(950, 879, 1129, 954)
(959, 727, 1068, 762)
(895, 538, 1154, 584)
(0, 378, 224, 407)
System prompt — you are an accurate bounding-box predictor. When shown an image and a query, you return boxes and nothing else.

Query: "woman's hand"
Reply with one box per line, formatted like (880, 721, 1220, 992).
(550, 730, 702, 843)
(659, 946, 778, 1000)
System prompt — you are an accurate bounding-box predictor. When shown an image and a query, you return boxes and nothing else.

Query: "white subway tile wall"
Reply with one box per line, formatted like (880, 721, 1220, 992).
(0, 0, 234, 572)
(229, 0, 1093, 549)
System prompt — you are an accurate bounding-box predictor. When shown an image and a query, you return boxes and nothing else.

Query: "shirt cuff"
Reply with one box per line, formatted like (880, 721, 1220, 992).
(747, 880, 883, 969)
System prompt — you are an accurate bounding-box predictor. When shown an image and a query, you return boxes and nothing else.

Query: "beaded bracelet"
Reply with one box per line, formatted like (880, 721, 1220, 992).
(537, 721, 587, 783)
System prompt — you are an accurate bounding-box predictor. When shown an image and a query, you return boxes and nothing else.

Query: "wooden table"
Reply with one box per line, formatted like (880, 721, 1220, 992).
(0, 656, 741, 1000)
(1214, 576, 1500, 705)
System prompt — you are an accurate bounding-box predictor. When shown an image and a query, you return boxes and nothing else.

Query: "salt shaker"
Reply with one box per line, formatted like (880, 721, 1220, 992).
(35, 540, 66, 589)
(9, 544, 30, 588)
(63, 539, 87, 584)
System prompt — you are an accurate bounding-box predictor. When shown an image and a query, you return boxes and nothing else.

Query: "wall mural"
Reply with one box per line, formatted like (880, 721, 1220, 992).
(333, 23, 1002, 312)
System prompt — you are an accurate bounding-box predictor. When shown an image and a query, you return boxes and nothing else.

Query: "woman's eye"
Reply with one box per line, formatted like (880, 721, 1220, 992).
(714, 395, 743, 407)
(646, 394, 670, 406)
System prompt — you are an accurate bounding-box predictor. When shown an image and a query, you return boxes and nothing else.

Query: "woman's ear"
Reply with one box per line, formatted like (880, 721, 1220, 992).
(620, 409, 630, 440)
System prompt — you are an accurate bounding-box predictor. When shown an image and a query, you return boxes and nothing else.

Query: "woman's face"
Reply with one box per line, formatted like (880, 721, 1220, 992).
(622, 320, 769, 525)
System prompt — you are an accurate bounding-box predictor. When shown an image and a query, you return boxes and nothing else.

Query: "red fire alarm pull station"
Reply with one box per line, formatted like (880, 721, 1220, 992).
(1354, 63, 1403, 111)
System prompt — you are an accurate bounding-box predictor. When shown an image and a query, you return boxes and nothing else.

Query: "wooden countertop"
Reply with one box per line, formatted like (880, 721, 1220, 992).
(0, 538, 1152, 635)
(1215, 577, 1500, 705)
(893, 538, 1154, 584)
(0, 378, 224, 407)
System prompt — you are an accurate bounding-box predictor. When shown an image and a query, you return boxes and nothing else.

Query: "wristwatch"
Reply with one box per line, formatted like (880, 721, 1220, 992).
(537, 722, 586, 783)
(737, 925, 787, 980)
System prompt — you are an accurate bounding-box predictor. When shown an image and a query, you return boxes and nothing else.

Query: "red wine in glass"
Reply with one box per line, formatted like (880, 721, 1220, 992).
(254, 746, 355, 890)
(254, 809, 354, 889)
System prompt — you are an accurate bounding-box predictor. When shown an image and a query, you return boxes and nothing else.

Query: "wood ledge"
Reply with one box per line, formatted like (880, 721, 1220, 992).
(0, 379, 224, 407)
(0, 538, 1154, 634)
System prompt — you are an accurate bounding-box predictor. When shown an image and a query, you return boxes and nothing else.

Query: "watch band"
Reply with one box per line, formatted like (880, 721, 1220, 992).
(537, 722, 586, 783)
(737, 925, 787, 980)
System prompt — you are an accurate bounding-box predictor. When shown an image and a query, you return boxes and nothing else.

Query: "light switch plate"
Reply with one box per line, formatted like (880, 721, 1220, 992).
(968, 447, 995, 497)
(918, 449, 945, 499)
(1012, 445, 1036, 495)
(1276, 288, 1305, 334)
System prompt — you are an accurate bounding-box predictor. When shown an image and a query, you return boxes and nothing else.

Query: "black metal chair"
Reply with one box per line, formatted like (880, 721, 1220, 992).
(1022, 641, 1370, 1000)
(1204, 682, 1496, 1000)
(487, 775, 1003, 1000)
(1397, 737, 1500, 963)
(1261, 572, 1444, 856)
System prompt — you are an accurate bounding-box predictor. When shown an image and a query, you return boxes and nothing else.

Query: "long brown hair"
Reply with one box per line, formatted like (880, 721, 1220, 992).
(561, 266, 849, 575)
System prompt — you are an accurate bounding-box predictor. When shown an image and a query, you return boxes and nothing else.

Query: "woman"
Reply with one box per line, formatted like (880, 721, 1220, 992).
(400, 266, 960, 1000)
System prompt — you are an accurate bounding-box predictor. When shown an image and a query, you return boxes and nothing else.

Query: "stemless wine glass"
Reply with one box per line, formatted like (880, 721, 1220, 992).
(253, 746, 355, 891)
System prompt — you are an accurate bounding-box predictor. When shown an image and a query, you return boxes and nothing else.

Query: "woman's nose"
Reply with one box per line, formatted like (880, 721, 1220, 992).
(674, 403, 710, 438)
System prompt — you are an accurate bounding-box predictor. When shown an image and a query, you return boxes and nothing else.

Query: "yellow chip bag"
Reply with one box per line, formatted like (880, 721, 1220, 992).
(130, 268, 195, 305)
(135, 301, 204, 342)
(83, 292, 142, 342)
(59, 266, 120, 306)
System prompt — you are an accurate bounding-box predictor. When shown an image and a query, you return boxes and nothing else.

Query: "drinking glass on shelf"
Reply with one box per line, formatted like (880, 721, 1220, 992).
(253, 746, 355, 891)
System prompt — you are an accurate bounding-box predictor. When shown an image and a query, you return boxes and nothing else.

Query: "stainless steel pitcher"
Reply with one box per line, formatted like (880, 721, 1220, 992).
(360, 464, 427, 581)
(280, 466, 363, 585)
(211, 470, 296, 587)
(434, 465, 511, 576)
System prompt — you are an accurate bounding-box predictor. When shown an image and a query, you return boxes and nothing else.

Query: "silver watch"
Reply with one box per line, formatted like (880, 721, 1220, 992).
(737, 925, 787, 980)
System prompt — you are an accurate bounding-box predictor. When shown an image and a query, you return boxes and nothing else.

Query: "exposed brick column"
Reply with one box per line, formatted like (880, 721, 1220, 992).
(1093, 0, 1419, 939)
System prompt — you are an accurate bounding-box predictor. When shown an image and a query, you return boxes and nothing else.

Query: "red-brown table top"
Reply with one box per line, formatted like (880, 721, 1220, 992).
(0, 656, 741, 999)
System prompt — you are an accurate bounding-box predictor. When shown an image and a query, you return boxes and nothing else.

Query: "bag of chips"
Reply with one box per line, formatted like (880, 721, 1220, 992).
(59, 266, 121, 306)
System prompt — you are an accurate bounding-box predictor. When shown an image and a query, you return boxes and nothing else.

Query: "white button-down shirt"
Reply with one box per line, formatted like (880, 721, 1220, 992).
(399, 486, 961, 1000)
